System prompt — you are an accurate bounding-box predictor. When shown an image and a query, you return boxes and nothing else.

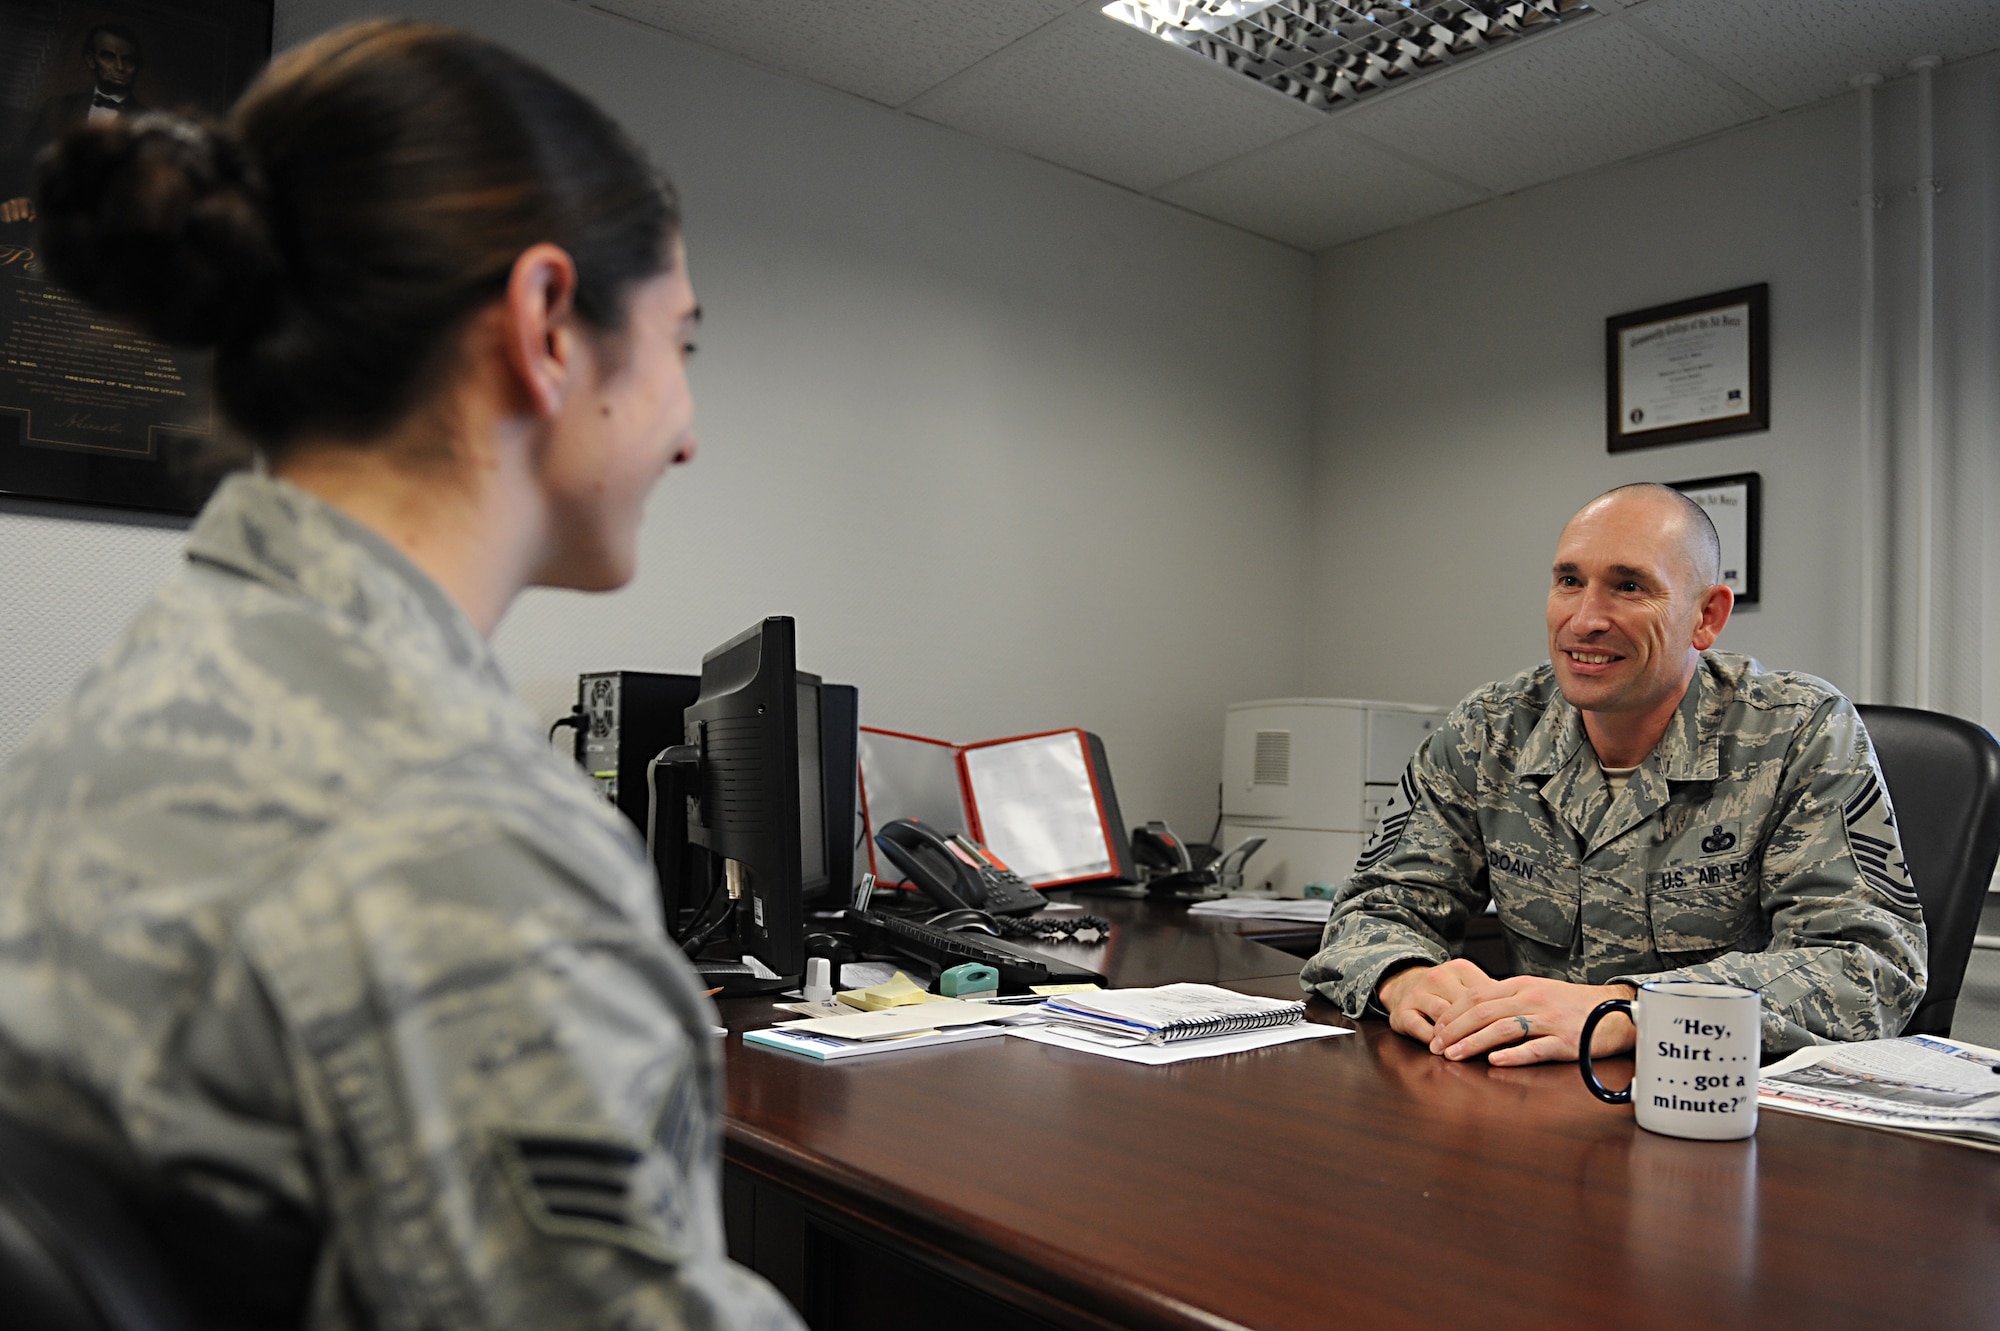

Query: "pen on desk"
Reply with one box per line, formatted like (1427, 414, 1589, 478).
(706, 987, 724, 997)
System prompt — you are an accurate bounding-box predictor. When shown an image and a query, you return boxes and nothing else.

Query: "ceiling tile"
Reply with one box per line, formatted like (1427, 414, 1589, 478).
(588, 0, 1081, 108)
(1626, 0, 2000, 109)
(1334, 16, 1757, 195)
(905, 8, 1323, 194)
(1157, 127, 1483, 251)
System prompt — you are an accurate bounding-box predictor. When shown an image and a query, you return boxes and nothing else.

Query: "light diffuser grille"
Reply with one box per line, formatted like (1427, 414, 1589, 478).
(1103, 0, 1591, 111)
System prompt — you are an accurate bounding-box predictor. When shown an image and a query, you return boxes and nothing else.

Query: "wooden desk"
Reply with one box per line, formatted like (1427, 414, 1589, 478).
(720, 896, 2000, 1329)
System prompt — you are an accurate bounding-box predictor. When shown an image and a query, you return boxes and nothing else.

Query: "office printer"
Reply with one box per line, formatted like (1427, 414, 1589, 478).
(1219, 697, 1445, 898)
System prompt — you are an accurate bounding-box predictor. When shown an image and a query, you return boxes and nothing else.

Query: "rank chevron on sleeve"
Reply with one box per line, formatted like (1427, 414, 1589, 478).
(1356, 767, 1417, 871)
(1845, 776, 1919, 908)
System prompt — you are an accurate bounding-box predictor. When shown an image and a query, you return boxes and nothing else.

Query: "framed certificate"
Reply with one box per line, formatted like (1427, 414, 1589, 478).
(1669, 471, 1760, 605)
(0, 0, 273, 516)
(1607, 284, 1768, 452)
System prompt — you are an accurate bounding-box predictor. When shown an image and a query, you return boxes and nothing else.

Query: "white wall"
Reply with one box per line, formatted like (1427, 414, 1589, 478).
(0, 502, 184, 763)
(1309, 54, 2000, 731)
(0, 0, 1315, 839)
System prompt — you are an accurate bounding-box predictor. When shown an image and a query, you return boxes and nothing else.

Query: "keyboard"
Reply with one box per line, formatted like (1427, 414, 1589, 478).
(849, 910, 1106, 992)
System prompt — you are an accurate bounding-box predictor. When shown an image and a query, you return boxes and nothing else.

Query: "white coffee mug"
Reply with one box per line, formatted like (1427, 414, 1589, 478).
(1580, 980, 1760, 1140)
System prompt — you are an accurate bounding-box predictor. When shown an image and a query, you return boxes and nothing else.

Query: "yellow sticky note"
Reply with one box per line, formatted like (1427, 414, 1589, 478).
(835, 971, 943, 1011)
(1032, 983, 1104, 996)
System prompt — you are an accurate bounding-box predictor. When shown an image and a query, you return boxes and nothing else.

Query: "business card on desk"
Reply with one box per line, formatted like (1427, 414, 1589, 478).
(744, 1024, 1010, 1061)
(773, 999, 846, 1018)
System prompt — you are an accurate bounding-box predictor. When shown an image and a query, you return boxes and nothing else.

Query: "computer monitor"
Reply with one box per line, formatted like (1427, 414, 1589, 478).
(588, 670, 855, 926)
(652, 616, 838, 991)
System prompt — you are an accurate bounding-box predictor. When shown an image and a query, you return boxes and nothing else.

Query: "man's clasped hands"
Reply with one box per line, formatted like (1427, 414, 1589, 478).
(1376, 958, 1639, 1067)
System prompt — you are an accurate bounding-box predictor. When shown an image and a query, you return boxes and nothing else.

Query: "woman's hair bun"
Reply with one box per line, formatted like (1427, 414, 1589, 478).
(35, 113, 283, 348)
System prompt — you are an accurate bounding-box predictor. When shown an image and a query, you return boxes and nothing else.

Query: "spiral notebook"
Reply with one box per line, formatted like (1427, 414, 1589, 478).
(1042, 983, 1307, 1046)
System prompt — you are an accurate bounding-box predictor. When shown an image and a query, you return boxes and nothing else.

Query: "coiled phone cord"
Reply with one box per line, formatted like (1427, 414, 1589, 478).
(993, 913, 1112, 944)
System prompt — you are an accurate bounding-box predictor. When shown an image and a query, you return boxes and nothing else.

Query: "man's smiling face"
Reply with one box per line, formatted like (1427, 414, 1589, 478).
(1545, 490, 1717, 721)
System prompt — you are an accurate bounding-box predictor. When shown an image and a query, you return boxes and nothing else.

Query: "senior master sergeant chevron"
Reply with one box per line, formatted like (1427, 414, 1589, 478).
(1300, 483, 1927, 1064)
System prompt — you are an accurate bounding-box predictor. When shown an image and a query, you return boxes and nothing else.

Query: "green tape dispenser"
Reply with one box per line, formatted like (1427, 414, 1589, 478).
(939, 962, 999, 998)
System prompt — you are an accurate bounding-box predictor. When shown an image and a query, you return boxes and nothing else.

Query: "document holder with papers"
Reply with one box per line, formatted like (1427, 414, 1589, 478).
(859, 727, 1137, 891)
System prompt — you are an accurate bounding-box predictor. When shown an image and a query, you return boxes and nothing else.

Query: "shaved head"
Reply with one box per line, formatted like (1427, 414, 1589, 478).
(1547, 483, 1735, 762)
(1579, 483, 1720, 589)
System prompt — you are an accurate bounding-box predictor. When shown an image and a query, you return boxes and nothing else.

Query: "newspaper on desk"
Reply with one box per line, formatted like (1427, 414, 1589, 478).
(1185, 897, 1334, 923)
(1759, 1034, 2000, 1147)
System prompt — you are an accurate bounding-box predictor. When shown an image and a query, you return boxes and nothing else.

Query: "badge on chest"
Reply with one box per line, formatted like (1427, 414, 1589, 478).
(1649, 820, 1750, 890)
(1646, 819, 1761, 956)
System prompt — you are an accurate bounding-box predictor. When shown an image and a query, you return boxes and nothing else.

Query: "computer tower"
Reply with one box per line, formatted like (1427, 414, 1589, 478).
(576, 671, 703, 834)
(577, 668, 859, 905)
(819, 682, 860, 902)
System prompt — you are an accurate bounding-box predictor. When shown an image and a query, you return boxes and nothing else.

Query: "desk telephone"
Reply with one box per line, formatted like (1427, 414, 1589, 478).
(1132, 819, 1265, 898)
(873, 819, 1047, 918)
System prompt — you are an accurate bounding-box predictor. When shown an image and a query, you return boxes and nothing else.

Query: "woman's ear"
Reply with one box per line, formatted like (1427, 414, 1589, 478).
(502, 243, 582, 419)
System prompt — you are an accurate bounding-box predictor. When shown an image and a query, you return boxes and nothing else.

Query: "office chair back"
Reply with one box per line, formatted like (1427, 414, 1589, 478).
(1856, 704, 2000, 1037)
(0, 1115, 197, 1331)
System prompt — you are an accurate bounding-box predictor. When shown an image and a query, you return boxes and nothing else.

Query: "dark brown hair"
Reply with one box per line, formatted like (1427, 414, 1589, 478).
(83, 24, 142, 58)
(35, 20, 679, 457)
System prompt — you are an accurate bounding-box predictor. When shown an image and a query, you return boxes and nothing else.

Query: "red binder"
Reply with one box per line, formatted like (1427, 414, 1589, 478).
(858, 726, 1135, 890)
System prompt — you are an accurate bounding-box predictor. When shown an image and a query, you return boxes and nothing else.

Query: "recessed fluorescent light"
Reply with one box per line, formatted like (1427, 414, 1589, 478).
(1104, 0, 1591, 112)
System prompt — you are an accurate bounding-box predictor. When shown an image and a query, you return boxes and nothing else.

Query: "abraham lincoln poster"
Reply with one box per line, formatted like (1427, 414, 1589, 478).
(0, 0, 270, 515)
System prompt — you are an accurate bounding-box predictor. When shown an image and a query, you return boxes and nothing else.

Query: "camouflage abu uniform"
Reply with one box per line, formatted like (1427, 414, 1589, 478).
(1300, 652, 1928, 1053)
(0, 475, 801, 1330)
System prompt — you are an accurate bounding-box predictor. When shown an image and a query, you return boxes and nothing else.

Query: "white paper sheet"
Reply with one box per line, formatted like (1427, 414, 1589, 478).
(838, 961, 902, 990)
(1186, 898, 1335, 922)
(961, 733, 1110, 884)
(744, 1024, 1010, 1061)
(1618, 301, 1753, 433)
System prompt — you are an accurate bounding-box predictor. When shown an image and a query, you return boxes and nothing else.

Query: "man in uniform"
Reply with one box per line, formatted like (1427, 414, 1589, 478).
(3, 24, 148, 224)
(1301, 483, 1926, 1063)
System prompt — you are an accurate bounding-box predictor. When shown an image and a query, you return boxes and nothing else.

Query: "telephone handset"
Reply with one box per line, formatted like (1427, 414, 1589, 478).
(873, 819, 1047, 918)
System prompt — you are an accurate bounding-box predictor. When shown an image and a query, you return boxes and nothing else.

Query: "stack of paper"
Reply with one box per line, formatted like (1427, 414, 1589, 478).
(1186, 898, 1335, 923)
(744, 983, 1349, 1067)
(743, 998, 1022, 1061)
(1008, 982, 1346, 1065)
(1042, 984, 1308, 1043)
(1008, 1022, 1341, 1065)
